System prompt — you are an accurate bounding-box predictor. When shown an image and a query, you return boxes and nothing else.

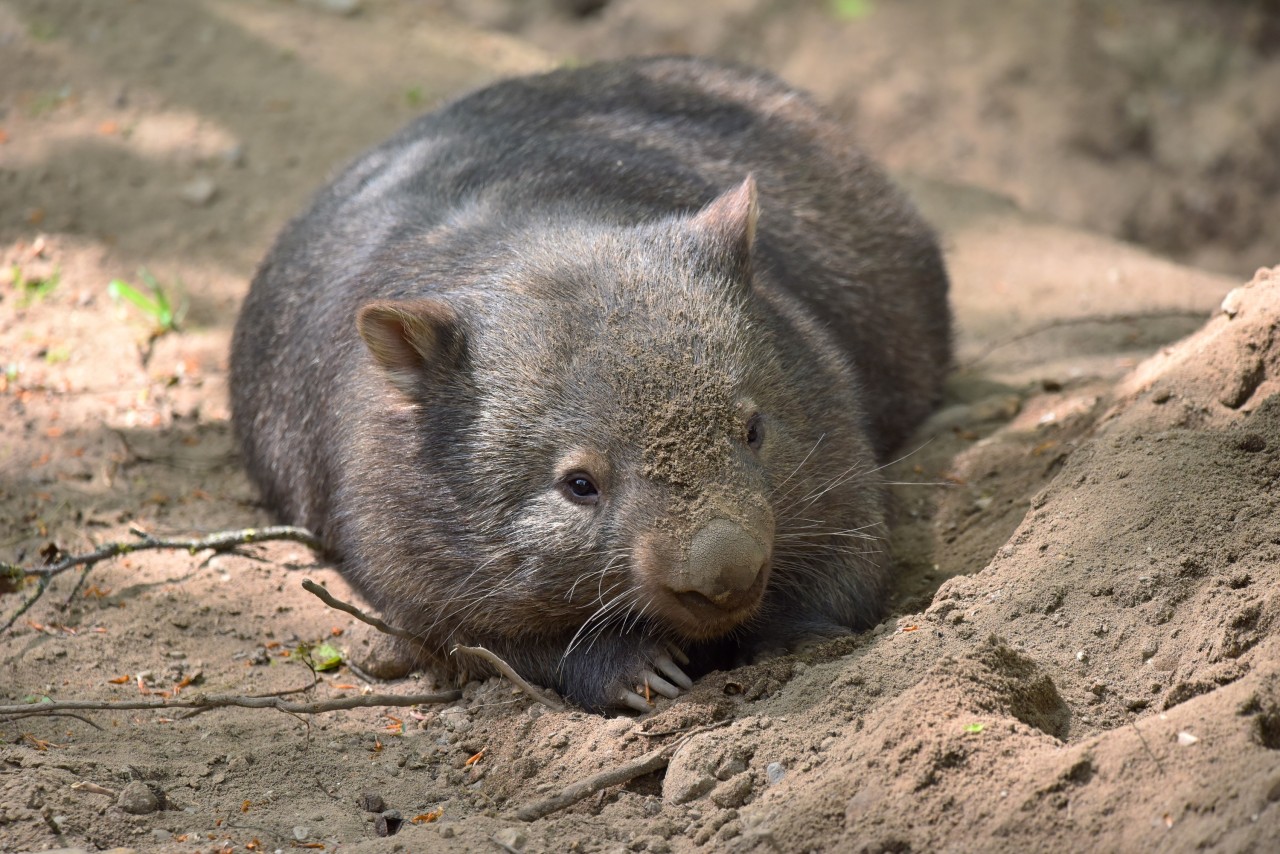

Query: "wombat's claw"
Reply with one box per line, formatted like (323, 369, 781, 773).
(639, 670, 682, 700)
(618, 689, 654, 713)
(653, 653, 693, 690)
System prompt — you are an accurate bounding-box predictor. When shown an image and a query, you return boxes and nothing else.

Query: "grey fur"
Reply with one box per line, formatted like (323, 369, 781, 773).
(230, 57, 951, 711)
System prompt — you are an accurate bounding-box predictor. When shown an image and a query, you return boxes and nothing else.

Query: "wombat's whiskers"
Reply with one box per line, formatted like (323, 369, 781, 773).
(768, 434, 827, 503)
(561, 581, 644, 663)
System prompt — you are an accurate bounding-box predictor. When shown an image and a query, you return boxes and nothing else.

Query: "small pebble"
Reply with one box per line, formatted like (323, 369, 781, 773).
(358, 791, 385, 813)
(179, 177, 217, 206)
(299, 0, 362, 15)
(375, 810, 402, 837)
(292, 826, 310, 841)
(440, 707, 473, 733)
(117, 781, 159, 815)
(493, 827, 527, 850)
(222, 143, 246, 167)
(765, 762, 785, 785)
(1177, 732, 1199, 746)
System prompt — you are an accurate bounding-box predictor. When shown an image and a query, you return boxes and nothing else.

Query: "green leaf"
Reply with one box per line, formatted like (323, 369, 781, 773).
(963, 722, 985, 734)
(108, 268, 183, 333)
(831, 0, 873, 20)
(309, 642, 344, 672)
(108, 279, 161, 316)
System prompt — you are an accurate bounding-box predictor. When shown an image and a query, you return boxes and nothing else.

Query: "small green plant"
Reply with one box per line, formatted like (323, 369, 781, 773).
(405, 85, 425, 108)
(297, 641, 344, 672)
(27, 18, 59, 41)
(830, 0, 874, 20)
(12, 264, 60, 306)
(963, 722, 985, 734)
(108, 268, 186, 335)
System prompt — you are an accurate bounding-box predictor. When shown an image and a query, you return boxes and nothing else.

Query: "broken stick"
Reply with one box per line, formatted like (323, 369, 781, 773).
(0, 689, 461, 720)
(515, 740, 678, 822)
(1, 525, 323, 633)
(452, 644, 567, 713)
(299, 580, 568, 714)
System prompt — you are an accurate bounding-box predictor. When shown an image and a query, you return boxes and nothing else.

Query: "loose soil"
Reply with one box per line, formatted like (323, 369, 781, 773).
(2, 1, 1278, 852)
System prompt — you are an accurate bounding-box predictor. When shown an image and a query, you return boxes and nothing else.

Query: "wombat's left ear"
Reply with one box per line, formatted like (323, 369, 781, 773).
(688, 175, 758, 277)
(357, 298, 465, 397)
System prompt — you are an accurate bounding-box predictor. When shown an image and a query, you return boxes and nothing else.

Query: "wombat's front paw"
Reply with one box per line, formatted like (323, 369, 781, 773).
(557, 636, 693, 713)
(612, 645, 694, 713)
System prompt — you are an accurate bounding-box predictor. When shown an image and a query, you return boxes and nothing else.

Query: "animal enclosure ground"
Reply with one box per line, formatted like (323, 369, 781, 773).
(2, 1, 1279, 852)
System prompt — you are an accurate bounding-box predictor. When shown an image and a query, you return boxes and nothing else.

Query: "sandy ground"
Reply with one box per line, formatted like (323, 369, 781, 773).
(2, 1, 1279, 852)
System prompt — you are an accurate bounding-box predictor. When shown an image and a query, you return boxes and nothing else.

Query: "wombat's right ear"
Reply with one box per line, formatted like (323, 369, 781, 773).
(357, 299, 465, 396)
(688, 175, 759, 279)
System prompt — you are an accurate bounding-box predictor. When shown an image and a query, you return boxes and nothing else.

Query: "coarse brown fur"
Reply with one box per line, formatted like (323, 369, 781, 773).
(230, 57, 951, 711)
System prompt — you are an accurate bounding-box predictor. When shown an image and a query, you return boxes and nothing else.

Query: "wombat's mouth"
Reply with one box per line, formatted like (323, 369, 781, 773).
(657, 566, 770, 640)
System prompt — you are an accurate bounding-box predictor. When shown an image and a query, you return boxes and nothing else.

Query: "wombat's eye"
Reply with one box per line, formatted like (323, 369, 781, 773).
(560, 473, 600, 506)
(746, 413, 764, 450)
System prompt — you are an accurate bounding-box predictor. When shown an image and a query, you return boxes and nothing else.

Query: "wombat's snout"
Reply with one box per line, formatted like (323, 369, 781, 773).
(680, 519, 767, 606)
(641, 519, 770, 637)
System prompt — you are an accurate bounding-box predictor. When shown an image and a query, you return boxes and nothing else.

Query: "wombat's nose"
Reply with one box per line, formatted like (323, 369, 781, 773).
(679, 519, 767, 607)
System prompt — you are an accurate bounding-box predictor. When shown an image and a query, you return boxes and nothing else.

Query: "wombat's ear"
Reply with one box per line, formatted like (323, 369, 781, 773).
(688, 175, 758, 278)
(357, 299, 465, 396)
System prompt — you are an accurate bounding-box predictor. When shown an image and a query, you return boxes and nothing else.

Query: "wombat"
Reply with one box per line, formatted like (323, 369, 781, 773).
(230, 57, 951, 712)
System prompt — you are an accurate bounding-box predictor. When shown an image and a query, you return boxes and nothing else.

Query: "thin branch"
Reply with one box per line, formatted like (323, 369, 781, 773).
(514, 722, 726, 822)
(0, 689, 460, 719)
(452, 644, 567, 713)
(300, 582, 568, 712)
(1, 709, 104, 730)
(1, 575, 48, 634)
(175, 669, 322, 720)
(300, 578, 415, 639)
(516, 743, 675, 821)
(2, 525, 322, 633)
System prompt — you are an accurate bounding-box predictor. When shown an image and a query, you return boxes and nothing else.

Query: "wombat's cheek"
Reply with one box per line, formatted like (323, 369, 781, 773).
(633, 523, 772, 640)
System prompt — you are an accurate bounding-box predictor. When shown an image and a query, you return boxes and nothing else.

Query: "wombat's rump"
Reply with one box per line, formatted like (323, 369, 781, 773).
(230, 57, 951, 711)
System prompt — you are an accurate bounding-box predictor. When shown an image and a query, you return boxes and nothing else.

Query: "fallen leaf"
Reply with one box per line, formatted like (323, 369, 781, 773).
(465, 748, 485, 766)
(411, 808, 444, 824)
(108, 674, 131, 684)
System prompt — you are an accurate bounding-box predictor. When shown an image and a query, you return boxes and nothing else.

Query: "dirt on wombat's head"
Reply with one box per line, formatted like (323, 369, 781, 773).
(230, 57, 951, 711)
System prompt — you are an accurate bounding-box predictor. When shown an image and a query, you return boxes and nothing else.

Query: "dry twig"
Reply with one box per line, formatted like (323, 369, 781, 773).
(452, 644, 567, 713)
(1, 525, 322, 633)
(301, 578, 415, 639)
(0, 689, 460, 720)
(515, 722, 729, 821)
(299, 582, 569, 713)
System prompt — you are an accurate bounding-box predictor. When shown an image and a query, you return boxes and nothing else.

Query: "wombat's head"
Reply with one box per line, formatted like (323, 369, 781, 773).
(355, 178, 815, 645)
